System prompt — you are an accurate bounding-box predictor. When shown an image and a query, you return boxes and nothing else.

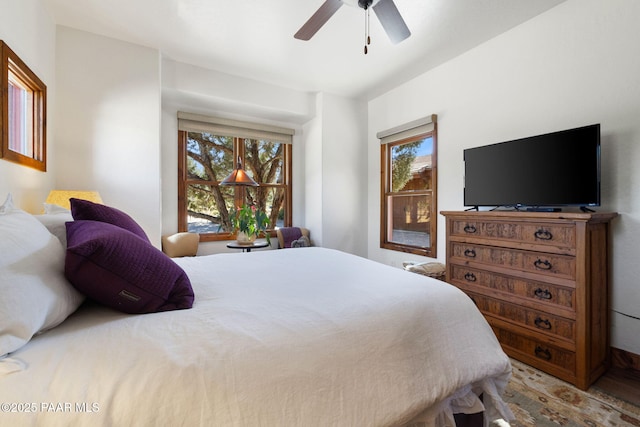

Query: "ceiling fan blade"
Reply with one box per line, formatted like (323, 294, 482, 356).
(294, 0, 343, 41)
(372, 0, 411, 44)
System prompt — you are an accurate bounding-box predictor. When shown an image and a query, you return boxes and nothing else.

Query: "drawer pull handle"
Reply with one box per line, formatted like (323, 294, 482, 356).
(534, 346, 552, 361)
(534, 317, 552, 330)
(534, 288, 553, 300)
(534, 229, 553, 240)
(534, 259, 552, 270)
(464, 272, 477, 282)
(463, 224, 477, 233)
(464, 249, 476, 258)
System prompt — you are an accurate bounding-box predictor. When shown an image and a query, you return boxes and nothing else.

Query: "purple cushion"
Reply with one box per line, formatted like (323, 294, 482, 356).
(70, 198, 150, 242)
(280, 227, 303, 248)
(65, 220, 194, 314)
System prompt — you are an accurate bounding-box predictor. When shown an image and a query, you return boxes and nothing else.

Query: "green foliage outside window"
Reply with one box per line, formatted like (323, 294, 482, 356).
(391, 140, 421, 192)
(185, 132, 286, 234)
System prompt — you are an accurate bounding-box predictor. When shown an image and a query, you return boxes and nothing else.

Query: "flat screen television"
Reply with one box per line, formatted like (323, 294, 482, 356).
(463, 124, 601, 211)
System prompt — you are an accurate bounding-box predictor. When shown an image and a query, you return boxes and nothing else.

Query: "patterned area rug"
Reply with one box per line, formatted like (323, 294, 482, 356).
(496, 359, 640, 426)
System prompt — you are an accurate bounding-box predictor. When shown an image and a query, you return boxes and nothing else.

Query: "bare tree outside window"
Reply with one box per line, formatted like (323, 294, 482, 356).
(178, 130, 291, 241)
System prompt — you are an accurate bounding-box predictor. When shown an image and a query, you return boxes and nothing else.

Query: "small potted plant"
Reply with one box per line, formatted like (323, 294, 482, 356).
(229, 204, 270, 245)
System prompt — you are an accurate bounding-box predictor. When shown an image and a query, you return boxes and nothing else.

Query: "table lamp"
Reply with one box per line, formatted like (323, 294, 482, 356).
(45, 190, 103, 210)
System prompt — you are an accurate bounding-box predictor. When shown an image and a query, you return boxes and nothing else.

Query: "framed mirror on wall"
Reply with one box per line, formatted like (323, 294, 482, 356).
(0, 40, 47, 172)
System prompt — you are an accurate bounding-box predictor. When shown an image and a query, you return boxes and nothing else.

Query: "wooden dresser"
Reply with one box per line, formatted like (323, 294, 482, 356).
(441, 210, 617, 390)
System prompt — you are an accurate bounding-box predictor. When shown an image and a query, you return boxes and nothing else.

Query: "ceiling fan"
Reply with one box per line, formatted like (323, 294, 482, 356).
(294, 0, 411, 53)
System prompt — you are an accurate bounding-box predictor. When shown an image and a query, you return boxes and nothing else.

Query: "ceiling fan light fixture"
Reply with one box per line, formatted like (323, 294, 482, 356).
(294, 0, 411, 50)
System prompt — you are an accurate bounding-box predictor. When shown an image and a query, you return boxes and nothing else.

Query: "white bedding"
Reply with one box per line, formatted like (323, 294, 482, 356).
(0, 247, 512, 426)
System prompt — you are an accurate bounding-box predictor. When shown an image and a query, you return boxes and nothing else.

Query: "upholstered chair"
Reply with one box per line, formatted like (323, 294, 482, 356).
(162, 232, 200, 257)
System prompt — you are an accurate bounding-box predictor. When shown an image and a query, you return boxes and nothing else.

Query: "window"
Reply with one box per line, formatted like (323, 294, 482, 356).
(379, 115, 437, 257)
(0, 41, 47, 171)
(177, 113, 293, 242)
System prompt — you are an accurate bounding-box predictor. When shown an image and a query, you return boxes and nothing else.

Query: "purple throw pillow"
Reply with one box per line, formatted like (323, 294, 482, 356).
(70, 198, 150, 242)
(65, 220, 194, 314)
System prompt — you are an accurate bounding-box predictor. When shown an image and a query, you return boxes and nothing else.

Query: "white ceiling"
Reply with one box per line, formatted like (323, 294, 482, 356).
(42, 0, 565, 100)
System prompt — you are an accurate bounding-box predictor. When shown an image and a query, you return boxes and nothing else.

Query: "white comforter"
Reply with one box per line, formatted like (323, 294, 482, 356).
(0, 247, 512, 426)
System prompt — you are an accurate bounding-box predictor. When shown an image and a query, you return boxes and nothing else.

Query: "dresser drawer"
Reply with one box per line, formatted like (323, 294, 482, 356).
(450, 219, 576, 250)
(443, 210, 618, 389)
(450, 242, 576, 281)
(467, 291, 575, 341)
(491, 326, 576, 374)
(449, 265, 575, 313)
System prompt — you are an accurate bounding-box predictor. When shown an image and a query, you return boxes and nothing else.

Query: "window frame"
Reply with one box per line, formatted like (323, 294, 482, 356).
(379, 117, 438, 257)
(0, 40, 47, 172)
(177, 130, 292, 242)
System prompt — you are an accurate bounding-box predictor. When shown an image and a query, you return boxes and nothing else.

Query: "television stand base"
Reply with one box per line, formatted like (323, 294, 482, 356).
(525, 207, 562, 212)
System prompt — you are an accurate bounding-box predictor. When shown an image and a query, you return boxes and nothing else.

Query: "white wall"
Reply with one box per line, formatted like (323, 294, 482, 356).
(162, 60, 315, 124)
(54, 27, 163, 245)
(318, 93, 368, 256)
(0, 0, 57, 212)
(304, 93, 368, 256)
(303, 96, 324, 248)
(367, 0, 640, 354)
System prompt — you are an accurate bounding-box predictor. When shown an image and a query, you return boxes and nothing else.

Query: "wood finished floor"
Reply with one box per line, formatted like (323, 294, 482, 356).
(594, 366, 640, 407)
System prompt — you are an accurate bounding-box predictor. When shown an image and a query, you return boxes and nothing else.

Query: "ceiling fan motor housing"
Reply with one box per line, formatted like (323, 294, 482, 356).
(357, 0, 374, 9)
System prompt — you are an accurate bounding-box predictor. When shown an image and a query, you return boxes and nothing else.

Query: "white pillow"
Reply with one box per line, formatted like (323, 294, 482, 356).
(34, 205, 74, 247)
(43, 203, 71, 214)
(0, 195, 84, 357)
(0, 193, 13, 214)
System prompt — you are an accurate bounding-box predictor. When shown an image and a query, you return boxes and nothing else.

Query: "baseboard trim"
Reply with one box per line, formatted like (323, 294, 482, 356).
(611, 347, 640, 381)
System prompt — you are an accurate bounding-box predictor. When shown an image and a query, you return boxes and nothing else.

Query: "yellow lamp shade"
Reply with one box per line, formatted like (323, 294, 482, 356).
(45, 190, 103, 211)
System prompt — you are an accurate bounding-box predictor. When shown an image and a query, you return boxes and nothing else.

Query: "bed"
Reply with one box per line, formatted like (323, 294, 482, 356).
(0, 196, 514, 426)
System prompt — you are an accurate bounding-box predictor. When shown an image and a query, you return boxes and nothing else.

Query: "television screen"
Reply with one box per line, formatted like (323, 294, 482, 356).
(463, 124, 600, 209)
